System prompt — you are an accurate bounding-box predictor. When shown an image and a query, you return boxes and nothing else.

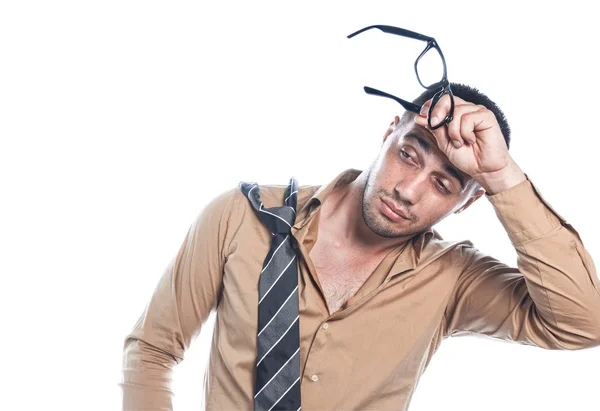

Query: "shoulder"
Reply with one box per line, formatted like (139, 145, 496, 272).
(420, 229, 478, 269)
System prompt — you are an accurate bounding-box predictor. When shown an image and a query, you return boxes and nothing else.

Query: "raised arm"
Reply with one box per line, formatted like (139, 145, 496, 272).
(444, 176, 600, 350)
(119, 186, 239, 410)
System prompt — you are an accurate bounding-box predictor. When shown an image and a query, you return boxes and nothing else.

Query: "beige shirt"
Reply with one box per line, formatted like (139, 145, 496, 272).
(120, 168, 600, 411)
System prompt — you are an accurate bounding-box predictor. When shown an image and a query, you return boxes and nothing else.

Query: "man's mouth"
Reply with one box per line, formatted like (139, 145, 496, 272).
(380, 197, 410, 221)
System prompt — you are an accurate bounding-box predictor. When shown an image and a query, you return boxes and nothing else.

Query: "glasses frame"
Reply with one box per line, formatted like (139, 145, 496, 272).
(347, 24, 454, 130)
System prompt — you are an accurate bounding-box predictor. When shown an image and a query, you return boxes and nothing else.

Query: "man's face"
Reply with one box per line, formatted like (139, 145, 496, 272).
(361, 117, 484, 239)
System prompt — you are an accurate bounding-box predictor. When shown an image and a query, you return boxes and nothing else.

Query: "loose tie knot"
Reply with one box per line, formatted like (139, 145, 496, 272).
(239, 179, 298, 235)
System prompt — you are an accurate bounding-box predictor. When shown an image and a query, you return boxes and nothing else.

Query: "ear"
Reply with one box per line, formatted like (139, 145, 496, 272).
(382, 115, 400, 143)
(454, 187, 485, 214)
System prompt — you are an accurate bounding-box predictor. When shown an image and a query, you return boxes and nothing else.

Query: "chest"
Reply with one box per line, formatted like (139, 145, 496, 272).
(309, 243, 381, 316)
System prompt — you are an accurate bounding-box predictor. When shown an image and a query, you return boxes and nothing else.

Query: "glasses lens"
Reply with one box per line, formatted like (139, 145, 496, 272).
(416, 47, 444, 89)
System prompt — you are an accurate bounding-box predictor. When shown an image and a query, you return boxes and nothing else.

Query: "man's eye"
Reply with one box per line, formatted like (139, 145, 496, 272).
(400, 149, 411, 159)
(436, 180, 450, 194)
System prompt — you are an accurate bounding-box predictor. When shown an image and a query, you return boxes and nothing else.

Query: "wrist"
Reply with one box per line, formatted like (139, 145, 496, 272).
(475, 158, 527, 196)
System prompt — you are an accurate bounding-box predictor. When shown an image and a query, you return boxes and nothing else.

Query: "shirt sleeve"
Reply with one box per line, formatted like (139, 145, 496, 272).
(444, 174, 600, 350)
(119, 186, 240, 410)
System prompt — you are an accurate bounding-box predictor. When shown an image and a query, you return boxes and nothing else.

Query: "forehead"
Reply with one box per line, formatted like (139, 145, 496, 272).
(398, 123, 442, 154)
(397, 123, 472, 191)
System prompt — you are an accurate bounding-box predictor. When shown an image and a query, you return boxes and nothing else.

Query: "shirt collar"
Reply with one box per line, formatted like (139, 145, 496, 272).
(295, 168, 363, 221)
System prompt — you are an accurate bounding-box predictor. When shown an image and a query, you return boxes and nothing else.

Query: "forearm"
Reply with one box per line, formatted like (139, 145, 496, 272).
(487, 174, 600, 349)
(120, 338, 177, 411)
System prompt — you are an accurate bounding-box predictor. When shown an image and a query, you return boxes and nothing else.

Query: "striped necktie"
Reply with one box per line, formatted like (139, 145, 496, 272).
(239, 177, 302, 411)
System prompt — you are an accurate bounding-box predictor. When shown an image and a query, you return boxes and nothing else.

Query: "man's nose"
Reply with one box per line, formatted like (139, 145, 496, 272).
(394, 173, 428, 205)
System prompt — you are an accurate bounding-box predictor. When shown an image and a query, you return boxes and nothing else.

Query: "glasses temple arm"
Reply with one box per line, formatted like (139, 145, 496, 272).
(347, 25, 433, 43)
(363, 86, 422, 114)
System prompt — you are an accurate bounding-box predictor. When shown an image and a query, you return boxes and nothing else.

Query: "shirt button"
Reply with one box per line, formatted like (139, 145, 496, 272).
(311, 374, 319, 382)
(322, 322, 329, 329)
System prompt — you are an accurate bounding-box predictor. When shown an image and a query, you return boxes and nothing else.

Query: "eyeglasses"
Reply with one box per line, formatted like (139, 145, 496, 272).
(347, 24, 454, 130)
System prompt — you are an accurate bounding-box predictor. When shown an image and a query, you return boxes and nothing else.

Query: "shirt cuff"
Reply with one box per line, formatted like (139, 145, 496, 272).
(485, 173, 570, 246)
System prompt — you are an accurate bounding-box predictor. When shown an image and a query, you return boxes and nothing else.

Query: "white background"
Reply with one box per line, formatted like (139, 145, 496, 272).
(2, 1, 599, 410)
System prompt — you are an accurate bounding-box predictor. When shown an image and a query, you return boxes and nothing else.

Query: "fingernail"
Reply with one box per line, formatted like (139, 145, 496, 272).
(430, 117, 439, 127)
(453, 140, 462, 148)
(420, 105, 428, 115)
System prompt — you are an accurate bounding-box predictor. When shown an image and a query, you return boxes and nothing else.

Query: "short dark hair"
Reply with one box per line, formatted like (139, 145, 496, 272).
(399, 82, 511, 150)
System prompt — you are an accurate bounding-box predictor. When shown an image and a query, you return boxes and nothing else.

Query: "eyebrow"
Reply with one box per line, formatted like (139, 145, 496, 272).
(403, 132, 467, 192)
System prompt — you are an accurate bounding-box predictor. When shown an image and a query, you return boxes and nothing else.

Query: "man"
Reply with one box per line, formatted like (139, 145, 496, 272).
(120, 83, 600, 410)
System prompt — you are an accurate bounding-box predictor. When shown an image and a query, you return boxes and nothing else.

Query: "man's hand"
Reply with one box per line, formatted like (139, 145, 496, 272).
(414, 94, 526, 195)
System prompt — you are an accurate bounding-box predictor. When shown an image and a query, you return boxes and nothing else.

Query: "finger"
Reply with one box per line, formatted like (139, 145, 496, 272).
(414, 112, 441, 130)
(459, 113, 477, 145)
(446, 105, 481, 146)
(451, 95, 469, 106)
(461, 108, 493, 142)
(419, 99, 433, 117)
(414, 113, 428, 126)
(428, 93, 453, 124)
